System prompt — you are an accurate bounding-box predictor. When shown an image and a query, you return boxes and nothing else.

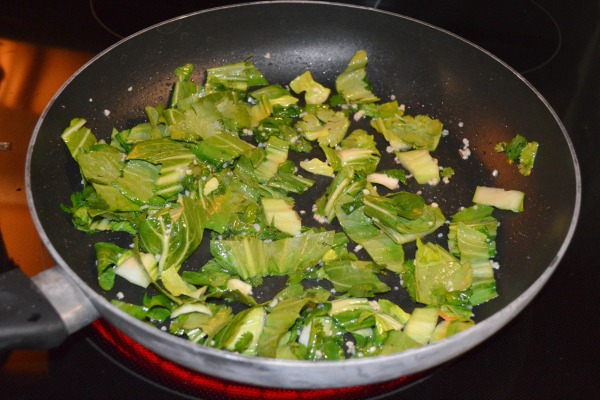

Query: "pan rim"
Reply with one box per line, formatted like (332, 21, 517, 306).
(24, 0, 582, 389)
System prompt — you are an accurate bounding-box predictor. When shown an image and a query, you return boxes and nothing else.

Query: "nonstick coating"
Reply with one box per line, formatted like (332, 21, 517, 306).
(26, 1, 580, 389)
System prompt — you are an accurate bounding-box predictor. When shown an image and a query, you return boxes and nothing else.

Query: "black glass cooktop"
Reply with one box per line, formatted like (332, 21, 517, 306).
(1, 1, 598, 399)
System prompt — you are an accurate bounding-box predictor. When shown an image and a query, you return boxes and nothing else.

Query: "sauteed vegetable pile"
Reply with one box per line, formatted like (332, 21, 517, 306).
(59, 51, 528, 360)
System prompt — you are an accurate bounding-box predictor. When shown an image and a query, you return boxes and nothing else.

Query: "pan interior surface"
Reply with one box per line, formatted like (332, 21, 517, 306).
(27, 2, 579, 389)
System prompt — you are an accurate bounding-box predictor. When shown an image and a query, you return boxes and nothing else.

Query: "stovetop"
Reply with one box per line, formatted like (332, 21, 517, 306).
(1, 1, 599, 399)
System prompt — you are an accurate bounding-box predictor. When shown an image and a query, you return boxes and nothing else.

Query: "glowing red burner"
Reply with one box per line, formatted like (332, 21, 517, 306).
(91, 319, 425, 400)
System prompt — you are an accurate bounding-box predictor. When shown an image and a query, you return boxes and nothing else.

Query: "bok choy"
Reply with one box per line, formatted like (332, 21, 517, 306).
(60, 50, 525, 361)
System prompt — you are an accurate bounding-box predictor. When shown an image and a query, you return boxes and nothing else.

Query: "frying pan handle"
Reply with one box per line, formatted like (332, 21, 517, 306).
(0, 267, 99, 350)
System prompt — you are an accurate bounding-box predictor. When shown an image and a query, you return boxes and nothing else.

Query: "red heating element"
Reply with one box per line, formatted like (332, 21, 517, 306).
(92, 319, 424, 400)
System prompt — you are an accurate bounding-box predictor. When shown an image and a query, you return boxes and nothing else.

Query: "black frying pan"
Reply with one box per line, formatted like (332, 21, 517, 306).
(2, 1, 581, 389)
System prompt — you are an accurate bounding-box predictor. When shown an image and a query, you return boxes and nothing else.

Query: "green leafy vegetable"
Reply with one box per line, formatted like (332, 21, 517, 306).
(335, 193, 405, 272)
(61, 118, 97, 159)
(290, 71, 331, 104)
(206, 61, 268, 92)
(323, 259, 390, 297)
(60, 52, 516, 361)
(299, 158, 335, 177)
(414, 238, 472, 306)
(371, 114, 443, 151)
(394, 149, 440, 185)
(210, 231, 335, 280)
(363, 192, 445, 244)
(138, 195, 204, 274)
(213, 306, 266, 356)
(473, 186, 525, 212)
(403, 307, 439, 345)
(448, 205, 498, 262)
(258, 297, 312, 357)
(495, 134, 539, 176)
(335, 50, 379, 104)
